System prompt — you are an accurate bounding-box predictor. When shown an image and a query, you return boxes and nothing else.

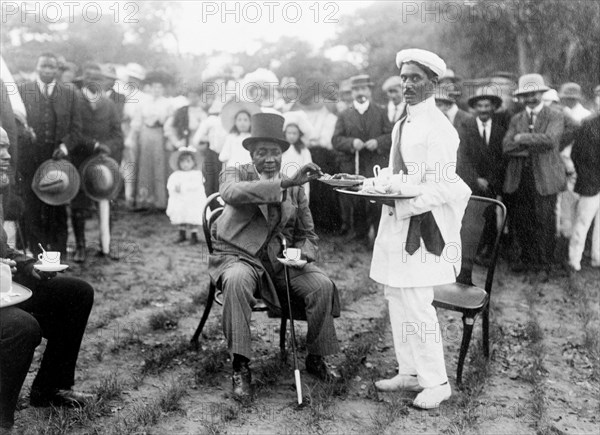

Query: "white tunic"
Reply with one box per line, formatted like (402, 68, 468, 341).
(370, 96, 471, 288)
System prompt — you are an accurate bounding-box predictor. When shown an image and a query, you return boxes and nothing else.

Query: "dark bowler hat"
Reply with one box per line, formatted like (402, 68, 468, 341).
(350, 74, 374, 89)
(242, 113, 290, 152)
(32, 159, 80, 206)
(79, 154, 123, 202)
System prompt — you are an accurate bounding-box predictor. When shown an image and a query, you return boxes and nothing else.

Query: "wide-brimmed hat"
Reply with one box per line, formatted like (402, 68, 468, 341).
(242, 113, 290, 152)
(558, 82, 583, 100)
(101, 64, 118, 80)
(514, 74, 550, 96)
(126, 62, 146, 81)
(220, 100, 261, 132)
(32, 159, 80, 206)
(79, 154, 123, 201)
(169, 146, 198, 172)
(350, 74, 374, 89)
(468, 86, 503, 109)
(73, 63, 103, 87)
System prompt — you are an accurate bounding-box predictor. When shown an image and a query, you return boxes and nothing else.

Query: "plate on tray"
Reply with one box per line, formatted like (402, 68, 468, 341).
(0, 283, 32, 308)
(335, 188, 419, 201)
(318, 174, 364, 187)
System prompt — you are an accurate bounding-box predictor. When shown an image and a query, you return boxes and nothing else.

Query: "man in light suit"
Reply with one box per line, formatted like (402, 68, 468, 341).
(370, 49, 471, 409)
(503, 74, 566, 273)
(208, 113, 340, 400)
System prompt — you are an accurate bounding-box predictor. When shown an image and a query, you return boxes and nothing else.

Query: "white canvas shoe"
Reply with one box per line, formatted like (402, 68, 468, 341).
(375, 374, 424, 392)
(412, 382, 451, 409)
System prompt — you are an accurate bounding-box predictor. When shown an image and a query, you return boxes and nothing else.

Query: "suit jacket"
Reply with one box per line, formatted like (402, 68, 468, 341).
(572, 115, 600, 196)
(171, 106, 191, 145)
(18, 81, 82, 179)
(332, 103, 393, 176)
(453, 108, 473, 132)
(502, 106, 566, 195)
(457, 117, 506, 195)
(209, 164, 340, 314)
(107, 90, 126, 122)
(73, 95, 124, 166)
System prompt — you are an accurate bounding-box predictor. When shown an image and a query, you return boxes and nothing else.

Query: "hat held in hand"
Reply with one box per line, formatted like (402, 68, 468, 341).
(32, 159, 80, 205)
(79, 154, 123, 202)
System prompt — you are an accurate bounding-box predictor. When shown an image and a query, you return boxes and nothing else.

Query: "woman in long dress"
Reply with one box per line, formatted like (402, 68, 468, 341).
(127, 71, 173, 211)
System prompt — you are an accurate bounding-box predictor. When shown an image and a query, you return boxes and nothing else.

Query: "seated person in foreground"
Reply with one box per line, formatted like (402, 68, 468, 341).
(208, 113, 341, 400)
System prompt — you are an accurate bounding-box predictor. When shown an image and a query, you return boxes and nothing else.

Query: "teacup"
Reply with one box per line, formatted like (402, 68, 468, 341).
(373, 166, 391, 186)
(284, 248, 302, 261)
(38, 251, 61, 265)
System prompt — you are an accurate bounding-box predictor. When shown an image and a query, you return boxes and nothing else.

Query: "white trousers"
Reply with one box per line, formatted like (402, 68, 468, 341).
(385, 285, 448, 388)
(2, 221, 16, 248)
(569, 193, 600, 269)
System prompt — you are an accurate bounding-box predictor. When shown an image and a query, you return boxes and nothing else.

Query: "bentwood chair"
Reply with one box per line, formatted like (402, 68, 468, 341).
(190, 192, 303, 358)
(433, 195, 507, 387)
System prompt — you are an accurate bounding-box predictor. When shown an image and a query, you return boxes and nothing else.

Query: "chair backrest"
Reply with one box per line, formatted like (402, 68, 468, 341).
(457, 195, 507, 295)
(202, 192, 225, 254)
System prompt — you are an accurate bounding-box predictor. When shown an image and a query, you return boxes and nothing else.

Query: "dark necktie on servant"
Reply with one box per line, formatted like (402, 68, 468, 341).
(392, 116, 445, 256)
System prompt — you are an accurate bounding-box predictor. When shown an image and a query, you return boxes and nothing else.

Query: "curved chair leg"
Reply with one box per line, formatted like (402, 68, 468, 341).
(190, 282, 216, 346)
(482, 306, 490, 358)
(280, 316, 287, 362)
(457, 315, 475, 388)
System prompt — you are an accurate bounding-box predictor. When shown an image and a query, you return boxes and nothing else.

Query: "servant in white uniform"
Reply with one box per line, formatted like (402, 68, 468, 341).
(370, 49, 471, 409)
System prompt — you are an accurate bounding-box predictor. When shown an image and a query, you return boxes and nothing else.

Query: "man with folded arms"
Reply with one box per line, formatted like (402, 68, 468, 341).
(370, 49, 471, 409)
(209, 113, 340, 400)
(0, 127, 94, 433)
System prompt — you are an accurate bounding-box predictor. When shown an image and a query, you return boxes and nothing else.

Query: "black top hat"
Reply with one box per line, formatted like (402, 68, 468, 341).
(350, 74, 374, 89)
(242, 113, 290, 152)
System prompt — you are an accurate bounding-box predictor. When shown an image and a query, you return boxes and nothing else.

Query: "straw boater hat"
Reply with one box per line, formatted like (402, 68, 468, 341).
(126, 63, 146, 81)
(32, 159, 80, 206)
(168, 146, 198, 172)
(514, 74, 550, 96)
(220, 100, 261, 132)
(350, 74, 374, 89)
(79, 154, 123, 202)
(468, 86, 503, 109)
(242, 113, 290, 152)
(558, 82, 583, 100)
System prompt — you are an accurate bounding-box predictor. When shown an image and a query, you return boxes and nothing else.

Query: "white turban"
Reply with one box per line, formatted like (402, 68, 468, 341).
(395, 49, 446, 78)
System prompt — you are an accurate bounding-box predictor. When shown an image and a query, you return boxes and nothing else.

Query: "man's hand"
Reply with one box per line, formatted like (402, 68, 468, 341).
(95, 143, 112, 155)
(52, 144, 68, 160)
(476, 177, 490, 191)
(365, 139, 378, 151)
(1, 258, 17, 274)
(31, 269, 57, 280)
(281, 163, 323, 188)
(352, 138, 365, 151)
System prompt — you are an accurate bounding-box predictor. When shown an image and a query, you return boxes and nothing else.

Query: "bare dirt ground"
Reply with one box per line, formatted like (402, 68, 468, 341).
(10, 206, 600, 435)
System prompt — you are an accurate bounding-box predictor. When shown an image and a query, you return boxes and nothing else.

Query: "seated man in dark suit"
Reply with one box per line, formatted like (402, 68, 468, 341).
(208, 113, 340, 400)
(0, 128, 94, 432)
(457, 89, 507, 264)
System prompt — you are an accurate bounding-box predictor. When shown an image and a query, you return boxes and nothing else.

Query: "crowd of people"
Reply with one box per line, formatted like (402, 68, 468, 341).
(1, 46, 599, 430)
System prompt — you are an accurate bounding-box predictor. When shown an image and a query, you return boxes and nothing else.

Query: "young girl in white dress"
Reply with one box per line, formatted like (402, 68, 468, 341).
(219, 110, 252, 167)
(282, 123, 313, 201)
(166, 147, 207, 245)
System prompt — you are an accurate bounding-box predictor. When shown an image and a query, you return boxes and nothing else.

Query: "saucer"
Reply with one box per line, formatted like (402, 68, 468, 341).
(34, 264, 69, 272)
(0, 283, 32, 308)
(277, 257, 307, 268)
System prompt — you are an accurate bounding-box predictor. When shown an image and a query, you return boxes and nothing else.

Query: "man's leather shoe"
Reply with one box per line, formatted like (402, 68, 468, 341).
(305, 354, 340, 382)
(30, 389, 95, 408)
(375, 374, 423, 392)
(232, 364, 252, 399)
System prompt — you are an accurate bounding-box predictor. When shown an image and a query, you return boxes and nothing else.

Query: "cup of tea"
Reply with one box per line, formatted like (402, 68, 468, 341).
(38, 251, 61, 265)
(284, 248, 302, 261)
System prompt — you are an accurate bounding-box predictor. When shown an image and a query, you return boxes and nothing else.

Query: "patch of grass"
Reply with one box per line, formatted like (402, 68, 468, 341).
(369, 394, 410, 435)
(95, 372, 123, 401)
(194, 345, 230, 386)
(148, 308, 180, 331)
(141, 338, 193, 375)
(255, 354, 287, 392)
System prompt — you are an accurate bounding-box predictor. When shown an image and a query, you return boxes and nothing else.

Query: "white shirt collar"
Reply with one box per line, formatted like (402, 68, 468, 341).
(476, 117, 491, 128)
(353, 99, 370, 115)
(406, 96, 436, 119)
(36, 77, 56, 95)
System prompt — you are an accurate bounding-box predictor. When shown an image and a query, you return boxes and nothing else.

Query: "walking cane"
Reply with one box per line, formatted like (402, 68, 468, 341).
(282, 238, 302, 405)
(354, 150, 360, 175)
(98, 199, 110, 254)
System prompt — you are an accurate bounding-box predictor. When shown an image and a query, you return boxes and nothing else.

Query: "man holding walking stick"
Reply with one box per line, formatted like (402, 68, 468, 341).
(208, 113, 341, 401)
